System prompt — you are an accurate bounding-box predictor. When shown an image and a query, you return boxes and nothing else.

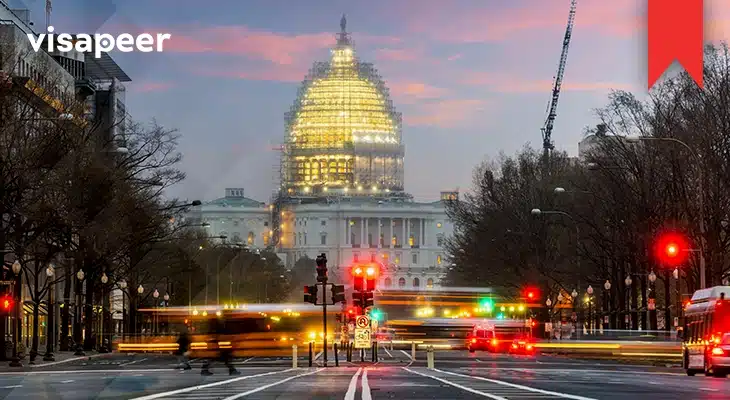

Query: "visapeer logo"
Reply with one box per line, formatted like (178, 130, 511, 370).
(28, 26, 172, 59)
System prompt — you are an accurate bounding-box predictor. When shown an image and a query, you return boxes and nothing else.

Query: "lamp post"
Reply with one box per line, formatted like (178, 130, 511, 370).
(571, 289, 578, 339)
(9, 260, 22, 367)
(586, 286, 594, 334)
(604, 280, 611, 330)
(625, 275, 632, 330)
(75, 269, 85, 356)
(530, 209, 580, 273)
(153, 289, 159, 335)
(163, 293, 170, 333)
(648, 270, 657, 331)
(43, 264, 55, 361)
(137, 285, 144, 335)
(119, 280, 127, 340)
(674, 268, 681, 331)
(100, 273, 109, 352)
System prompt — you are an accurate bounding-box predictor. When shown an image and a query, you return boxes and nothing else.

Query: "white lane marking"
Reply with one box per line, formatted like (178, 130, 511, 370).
(314, 351, 323, 361)
(30, 354, 107, 368)
(648, 381, 659, 385)
(60, 380, 74, 383)
(362, 369, 372, 400)
(458, 367, 685, 376)
(403, 368, 507, 400)
(222, 368, 323, 400)
(381, 345, 393, 358)
(120, 358, 149, 367)
(435, 369, 597, 400)
(241, 357, 255, 364)
(344, 367, 363, 400)
(400, 350, 413, 360)
(128, 369, 294, 400)
(1, 385, 22, 389)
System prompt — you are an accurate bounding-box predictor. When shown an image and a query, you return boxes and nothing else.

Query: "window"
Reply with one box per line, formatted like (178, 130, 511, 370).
(233, 233, 242, 243)
(412, 253, 418, 264)
(384, 278, 392, 287)
(427, 278, 434, 288)
(437, 255, 442, 265)
(264, 222, 269, 227)
(368, 233, 373, 246)
(263, 234, 269, 246)
(320, 233, 327, 245)
(248, 232, 255, 245)
(233, 220, 240, 227)
(391, 235, 397, 246)
(413, 278, 420, 287)
(304, 233, 308, 245)
(321, 220, 326, 226)
(370, 253, 376, 262)
(409, 235, 414, 246)
(292, 233, 296, 244)
(353, 252, 359, 262)
(398, 277, 406, 287)
(395, 253, 401, 264)
(437, 234, 444, 247)
(350, 232, 356, 244)
(382, 253, 389, 260)
(379, 233, 384, 246)
(437, 222, 442, 228)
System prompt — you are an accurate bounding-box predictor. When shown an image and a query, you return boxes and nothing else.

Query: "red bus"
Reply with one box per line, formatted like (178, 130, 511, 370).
(682, 285, 730, 377)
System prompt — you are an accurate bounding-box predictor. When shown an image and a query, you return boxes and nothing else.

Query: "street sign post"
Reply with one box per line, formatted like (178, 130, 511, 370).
(354, 328, 371, 349)
(356, 315, 370, 329)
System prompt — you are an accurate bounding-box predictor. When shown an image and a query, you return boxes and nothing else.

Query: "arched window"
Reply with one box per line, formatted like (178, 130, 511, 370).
(384, 278, 392, 287)
(247, 232, 255, 245)
(413, 277, 420, 287)
(426, 278, 434, 288)
(398, 277, 406, 287)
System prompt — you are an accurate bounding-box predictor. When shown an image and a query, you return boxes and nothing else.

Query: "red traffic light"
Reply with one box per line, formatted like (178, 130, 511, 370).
(655, 232, 690, 266)
(1, 295, 13, 311)
(352, 263, 380, 278)
(522, 287, 540, 302)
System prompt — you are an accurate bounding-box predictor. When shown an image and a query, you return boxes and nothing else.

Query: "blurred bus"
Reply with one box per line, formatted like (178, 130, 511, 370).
(682, 286, 730, 377)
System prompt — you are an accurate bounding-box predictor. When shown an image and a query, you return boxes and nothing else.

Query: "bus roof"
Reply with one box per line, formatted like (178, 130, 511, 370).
(690, 286, 730, 304)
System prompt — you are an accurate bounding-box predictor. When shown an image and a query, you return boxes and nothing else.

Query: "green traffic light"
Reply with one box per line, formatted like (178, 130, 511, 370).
(497, 313, 504, 320)
(480, 299, 494, 312)
(369, 310, 382, 321)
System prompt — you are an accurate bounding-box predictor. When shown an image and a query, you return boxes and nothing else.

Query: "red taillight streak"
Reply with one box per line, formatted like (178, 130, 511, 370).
(711, 347, 725, 356)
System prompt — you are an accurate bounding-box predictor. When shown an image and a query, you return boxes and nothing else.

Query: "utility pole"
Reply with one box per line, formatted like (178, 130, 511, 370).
(316, 254, 328, 366)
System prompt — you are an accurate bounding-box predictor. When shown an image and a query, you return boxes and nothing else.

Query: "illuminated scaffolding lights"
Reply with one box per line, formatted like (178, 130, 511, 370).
(281, 19, 404, 195)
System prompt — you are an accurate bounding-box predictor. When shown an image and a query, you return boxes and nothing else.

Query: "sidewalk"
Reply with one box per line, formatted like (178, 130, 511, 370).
(0, 350, 113, 371)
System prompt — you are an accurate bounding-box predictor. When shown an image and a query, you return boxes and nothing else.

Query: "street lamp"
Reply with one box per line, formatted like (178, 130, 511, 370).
(163, 293, 169, 302)
(625, 275, 633, 330)
(586, 286, 594, 334)
(554, 187, 566, 194)
(648, 271, 657, 283)
(74, 269, 85, 356)
(138, 285, 144, 295)
(546, 298, 552, 307)
(604, 280, 611, 291)
(100, 273, 109, 353)
(43, 264, 56, 361)
(571, 289, 578, 298)
(604, 280, 612, 330)
(625, 135, 707, 289)
(673, 268, 679, 280)
(557, 293, 564, 302)
(119, 280, 127, 340)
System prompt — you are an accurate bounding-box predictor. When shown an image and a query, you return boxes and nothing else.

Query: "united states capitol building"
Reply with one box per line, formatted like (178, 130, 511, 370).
(188, 17, 455, 289)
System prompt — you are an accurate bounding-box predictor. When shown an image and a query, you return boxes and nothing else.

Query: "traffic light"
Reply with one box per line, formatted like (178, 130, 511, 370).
(316, 253, 328, 283)
(655, 232, 690, 266)
(480, 298, 494, 312)
(0, 295, 13, 315)
(304, 285, 318, 304)
(522, 287, 540, 302)
(335, 313, 342, 322)
(366, 277, 376, 292)
(363, 292, 374, 309)
(352, 293, 362, 309)
(369, 308, 382, 321)
(331, 284, 345, 304)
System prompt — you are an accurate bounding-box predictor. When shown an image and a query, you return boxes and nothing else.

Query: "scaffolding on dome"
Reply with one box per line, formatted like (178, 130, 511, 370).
(280, 15, 405, 199)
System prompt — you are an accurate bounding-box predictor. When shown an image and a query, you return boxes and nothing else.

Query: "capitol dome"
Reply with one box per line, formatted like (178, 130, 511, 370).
(281, 15, 405, 197)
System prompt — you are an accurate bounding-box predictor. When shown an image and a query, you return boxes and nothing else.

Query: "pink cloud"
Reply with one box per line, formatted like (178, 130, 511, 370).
(388, 82, 449, 103)
(374, 47, 424, 62)
(462, 72, 635, 93)
(132, 81, 175, 92)
(404, 99, 488, 128)
(190, 64, 305, 83)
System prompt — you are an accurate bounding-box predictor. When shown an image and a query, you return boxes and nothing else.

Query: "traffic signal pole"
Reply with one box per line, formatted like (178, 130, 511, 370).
(322, 281, 327, 367)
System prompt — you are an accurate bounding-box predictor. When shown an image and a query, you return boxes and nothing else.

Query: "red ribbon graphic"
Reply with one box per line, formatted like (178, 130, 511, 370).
(647, 0, 704, 89)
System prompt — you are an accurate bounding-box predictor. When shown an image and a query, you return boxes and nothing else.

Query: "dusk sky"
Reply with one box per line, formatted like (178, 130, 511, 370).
(12, 0, 730, 203)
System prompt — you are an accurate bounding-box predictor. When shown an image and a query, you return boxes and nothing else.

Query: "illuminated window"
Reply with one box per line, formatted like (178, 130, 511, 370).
(408, 235, 414, 246)
(247, 232, 255, 245)
(437, 255, 442, 265)
(398, 277, 406, 287)
(379, 233, 385, 246)
(437, 222, 442, 228)
(391, 235, 397, 246)
(382, 253, 389, 260)
(427, 278, 434, 288)
(263, 235, 269, 246)
(413, 278, 420, 287)
(384, 278, 392, 287)
(395, 253, 401, 264)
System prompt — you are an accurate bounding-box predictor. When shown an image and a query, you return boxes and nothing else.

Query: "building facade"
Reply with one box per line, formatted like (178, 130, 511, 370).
(191, 17, 455, 289)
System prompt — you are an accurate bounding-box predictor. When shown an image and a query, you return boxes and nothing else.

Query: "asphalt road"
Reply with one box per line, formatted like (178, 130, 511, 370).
(0, 348, 725, 399)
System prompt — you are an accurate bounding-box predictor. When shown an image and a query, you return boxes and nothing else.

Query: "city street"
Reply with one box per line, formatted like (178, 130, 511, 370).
(0, 349, 724, 399)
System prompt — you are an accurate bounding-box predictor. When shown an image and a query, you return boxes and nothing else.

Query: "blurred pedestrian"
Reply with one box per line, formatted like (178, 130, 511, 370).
(176, 327, 192, 370)
(201, 315, 239, 376)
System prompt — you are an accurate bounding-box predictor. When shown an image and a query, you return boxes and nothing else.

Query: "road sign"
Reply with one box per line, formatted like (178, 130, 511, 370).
(356, 315, 370, 328)
(354, 328, 371, 349)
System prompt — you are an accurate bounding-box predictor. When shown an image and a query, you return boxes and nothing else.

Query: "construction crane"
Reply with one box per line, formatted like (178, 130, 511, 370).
(541, 0, 577, 159)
